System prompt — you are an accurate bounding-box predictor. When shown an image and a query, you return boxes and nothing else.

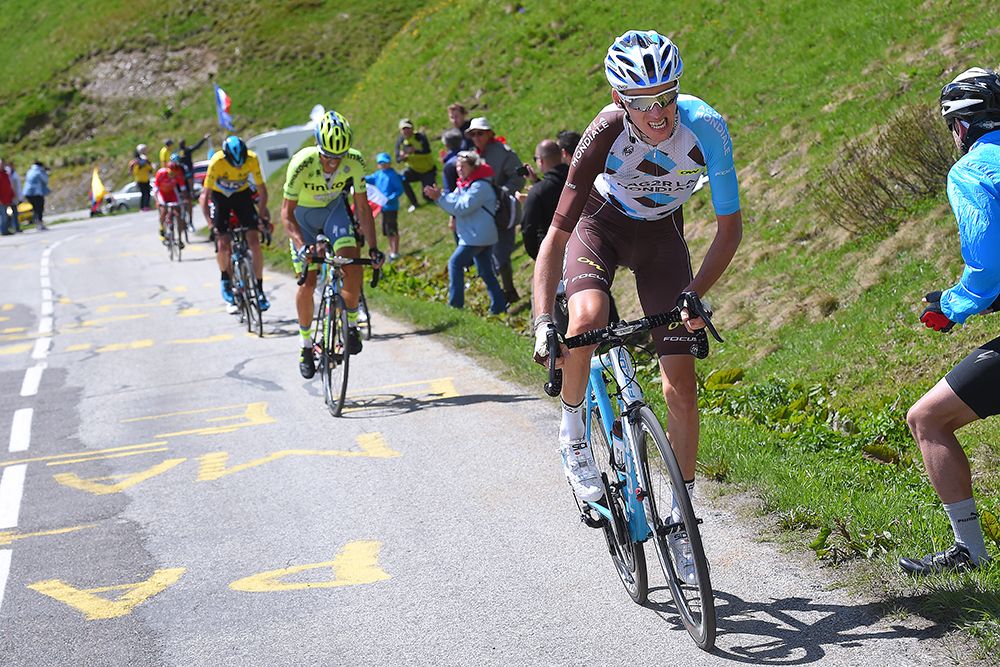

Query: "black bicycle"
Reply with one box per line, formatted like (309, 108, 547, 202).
(298, 234, 380, 417)
(163, 202, 184, 261)
(230, 226, 263, 337)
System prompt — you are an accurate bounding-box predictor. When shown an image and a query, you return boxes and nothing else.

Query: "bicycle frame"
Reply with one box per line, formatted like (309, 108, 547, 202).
(585, 345, 653, 543)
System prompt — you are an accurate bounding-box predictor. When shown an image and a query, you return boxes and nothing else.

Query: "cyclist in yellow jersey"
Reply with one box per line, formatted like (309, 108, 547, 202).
(282, 110, 384, 378)
(199, 135, 273, 311)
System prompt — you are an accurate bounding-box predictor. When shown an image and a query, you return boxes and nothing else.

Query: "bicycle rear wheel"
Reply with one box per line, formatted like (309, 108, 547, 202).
(241, 257, 263, 337)
(357, 289, 372, 340)
(320, 292, 350, 417)
(632, 406, 715, 650)
(591, 406, 647, 604)
(174, 213, 183, 262)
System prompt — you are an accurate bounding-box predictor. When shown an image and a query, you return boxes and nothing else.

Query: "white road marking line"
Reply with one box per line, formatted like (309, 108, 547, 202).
(0, 550, 11, 616)
(9, 410, 32, 453)
(40, 276, 50, 290)
(20, 364, 45, 397)
(0, 465, 27, 529)
(31, 337, 51, 360)
(38, 316, 53, 335)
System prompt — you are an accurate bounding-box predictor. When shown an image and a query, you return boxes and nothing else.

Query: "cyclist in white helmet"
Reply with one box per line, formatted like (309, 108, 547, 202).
(531, 30, 743, 584)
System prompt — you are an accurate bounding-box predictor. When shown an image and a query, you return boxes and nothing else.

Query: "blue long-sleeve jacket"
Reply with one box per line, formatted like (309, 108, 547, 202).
(435, 179, 498, 247)
(23, 164, 50, 197)
(941, 130, 1000, 323)
(364, 168, 404, 212)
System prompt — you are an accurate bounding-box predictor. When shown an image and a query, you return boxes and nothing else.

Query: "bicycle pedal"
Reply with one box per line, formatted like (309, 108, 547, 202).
(580, 510, 606, 529)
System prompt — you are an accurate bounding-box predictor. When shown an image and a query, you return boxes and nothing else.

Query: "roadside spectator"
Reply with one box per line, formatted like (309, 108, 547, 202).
(447, 102, 474, 151)
(178, 134, 210, 191)
(520, 139, 568, 260)
(441, 129, 464, 194)
(128, 149, 154, 211)
(423, 151, 507, 315)
(365, 152, 405, 261)
(0, 161, 12, 236)
(466, 116, 526, 303)
(395, 119, 437, 212)
(23, 161, 50, 230)
(159, 138, 174, 167)
(6, 161, 22, 233)
(557, 129, 582, 165)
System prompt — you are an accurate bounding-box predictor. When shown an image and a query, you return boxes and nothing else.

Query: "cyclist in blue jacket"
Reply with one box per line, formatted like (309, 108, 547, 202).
(900, 67, 1000, 575)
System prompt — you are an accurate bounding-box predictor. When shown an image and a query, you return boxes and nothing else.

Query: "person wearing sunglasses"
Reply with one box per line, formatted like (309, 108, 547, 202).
(530, 29, 743, 584)
(282, 110, 384, 379)
(898, 68, 1000, 576)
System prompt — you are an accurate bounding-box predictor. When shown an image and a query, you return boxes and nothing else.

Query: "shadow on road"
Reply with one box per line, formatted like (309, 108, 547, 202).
(642, 586, 945, 664)
(338, 391, 536, 418)
(369, 322, 457, 340)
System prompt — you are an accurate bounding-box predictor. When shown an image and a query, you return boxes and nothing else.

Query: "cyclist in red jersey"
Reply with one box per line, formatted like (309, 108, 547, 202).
(154, 158, 188, 242)
(532, 30, 743, 584)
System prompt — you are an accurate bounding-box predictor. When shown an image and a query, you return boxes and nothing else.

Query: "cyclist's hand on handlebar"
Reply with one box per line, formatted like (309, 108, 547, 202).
(920, 290, 956, 333)
(532, 316, 568, 367)
(295, 244, 312, 265)
(677, 290, 708, 333)
(369, 248, 386, 269)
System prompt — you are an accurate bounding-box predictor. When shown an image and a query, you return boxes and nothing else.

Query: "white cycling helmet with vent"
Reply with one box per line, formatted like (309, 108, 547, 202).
(605, 30, 683, 92)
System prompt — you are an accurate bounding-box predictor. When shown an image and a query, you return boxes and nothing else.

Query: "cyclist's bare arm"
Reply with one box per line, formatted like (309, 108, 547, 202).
(351, 189, 383, 267)
(256, 182, 269, 213)
(199, 189, 210, 225)
(680, 210, 742, 330)
(281, 198, 306, 251)
(532, 225, 571, 323)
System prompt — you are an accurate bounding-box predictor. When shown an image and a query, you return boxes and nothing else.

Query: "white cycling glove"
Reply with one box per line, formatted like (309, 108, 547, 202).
(533, 314, 556, 362)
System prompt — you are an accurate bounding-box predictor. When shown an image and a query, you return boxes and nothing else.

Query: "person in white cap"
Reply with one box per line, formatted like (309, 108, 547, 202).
(465, 116, 526, 303)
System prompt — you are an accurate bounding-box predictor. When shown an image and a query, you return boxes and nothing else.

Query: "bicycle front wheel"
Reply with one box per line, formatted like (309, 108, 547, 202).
(174, 214, 183, 262)
(241, 258, 263, 337)
(320, 293, 349, 417)
(632, 406, 715, 650)
(591, 406, 647, 604)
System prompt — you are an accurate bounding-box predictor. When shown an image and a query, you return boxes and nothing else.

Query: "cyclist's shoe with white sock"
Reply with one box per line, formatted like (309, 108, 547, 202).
(669, 532, 698, 585)
(559, 439, 603, 502)
(299, 346, 316, 379)
(899, 542, 980, 576)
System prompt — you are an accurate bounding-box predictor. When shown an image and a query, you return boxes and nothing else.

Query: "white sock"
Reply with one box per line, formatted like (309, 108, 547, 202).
(671, 479, 696, 528)
(559, 400, 585, 444)
(944, 497, 989, 563)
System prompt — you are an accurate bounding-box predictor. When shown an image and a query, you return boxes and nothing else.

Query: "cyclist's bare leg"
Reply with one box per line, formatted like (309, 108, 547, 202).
(563, 289, 610, 405)
(659, 354, 699, 480)
(296, 270, 317, 329)
(158, 204, 167, 234)
(907, 378, 979, 504)
(216, 234, 232, 273)
(337, 245, 362, 310)
(247, 231, 264, 280)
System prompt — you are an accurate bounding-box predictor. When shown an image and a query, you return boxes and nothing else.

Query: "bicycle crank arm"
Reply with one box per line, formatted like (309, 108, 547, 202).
(655, 517, 704, 537)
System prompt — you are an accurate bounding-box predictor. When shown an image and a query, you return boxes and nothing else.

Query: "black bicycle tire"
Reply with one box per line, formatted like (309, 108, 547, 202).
(318, 291, 335, 406)
(591, 406, 648, 604)
(633, 406, 715, 650)
(174, 212, 183, 262)
(166, 211, 176, 261)
(231, 254, 248, 324)
(358, 289, 372, 340)
(242, 257, 263, 337)
(329, 295, 350, 417)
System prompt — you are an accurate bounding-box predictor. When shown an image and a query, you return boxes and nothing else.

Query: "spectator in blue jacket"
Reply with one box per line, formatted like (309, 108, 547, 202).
(23, 161, 50, 230)
(365, 152, 405, 261)
(423, 151, 507, 314)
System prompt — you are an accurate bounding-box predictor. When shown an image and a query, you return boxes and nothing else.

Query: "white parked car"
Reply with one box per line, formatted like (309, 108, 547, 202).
(106, 181, 153, 212)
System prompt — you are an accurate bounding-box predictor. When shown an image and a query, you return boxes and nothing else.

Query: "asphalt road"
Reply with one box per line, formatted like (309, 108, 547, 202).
(0, 212, 962, 666)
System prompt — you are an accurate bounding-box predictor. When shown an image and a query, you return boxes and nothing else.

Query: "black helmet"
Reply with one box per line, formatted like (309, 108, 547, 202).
(941, 68, 1000, 152)
(222, 135, 247, 167)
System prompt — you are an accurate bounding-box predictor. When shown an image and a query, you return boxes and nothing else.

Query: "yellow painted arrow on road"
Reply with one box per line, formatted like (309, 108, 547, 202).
(229, 541, 390, 592)
(28, 568, 186, 620)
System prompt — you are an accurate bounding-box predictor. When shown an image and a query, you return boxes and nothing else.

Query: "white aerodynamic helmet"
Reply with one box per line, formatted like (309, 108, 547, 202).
(605, 30, 683, 92)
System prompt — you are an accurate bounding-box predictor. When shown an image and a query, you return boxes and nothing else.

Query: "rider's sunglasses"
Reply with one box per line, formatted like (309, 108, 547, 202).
(319, 150, 347, 160)
(618, 86, 679, 112)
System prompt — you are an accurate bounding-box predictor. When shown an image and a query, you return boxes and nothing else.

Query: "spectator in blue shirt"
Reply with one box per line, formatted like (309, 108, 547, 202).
(365, 152, 405, 261)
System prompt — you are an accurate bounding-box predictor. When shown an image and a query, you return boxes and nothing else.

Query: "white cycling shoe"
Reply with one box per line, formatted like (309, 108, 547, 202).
(669, 532, 698, 585)
(560, 439, 604, 502)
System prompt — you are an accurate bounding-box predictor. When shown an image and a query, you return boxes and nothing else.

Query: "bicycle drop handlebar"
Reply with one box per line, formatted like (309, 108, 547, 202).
(543, 304, 724, 397)
(295, 235, 381, 288)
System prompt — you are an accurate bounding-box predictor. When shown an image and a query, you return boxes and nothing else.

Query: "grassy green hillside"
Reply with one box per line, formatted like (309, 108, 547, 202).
(4, 0, 1000, 657)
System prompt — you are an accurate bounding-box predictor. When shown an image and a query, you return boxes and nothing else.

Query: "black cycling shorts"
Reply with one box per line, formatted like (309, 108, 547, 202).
(563, 190, 697, 357)
(209, 189, 258, 235)
(945, 334, 1000, 418)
